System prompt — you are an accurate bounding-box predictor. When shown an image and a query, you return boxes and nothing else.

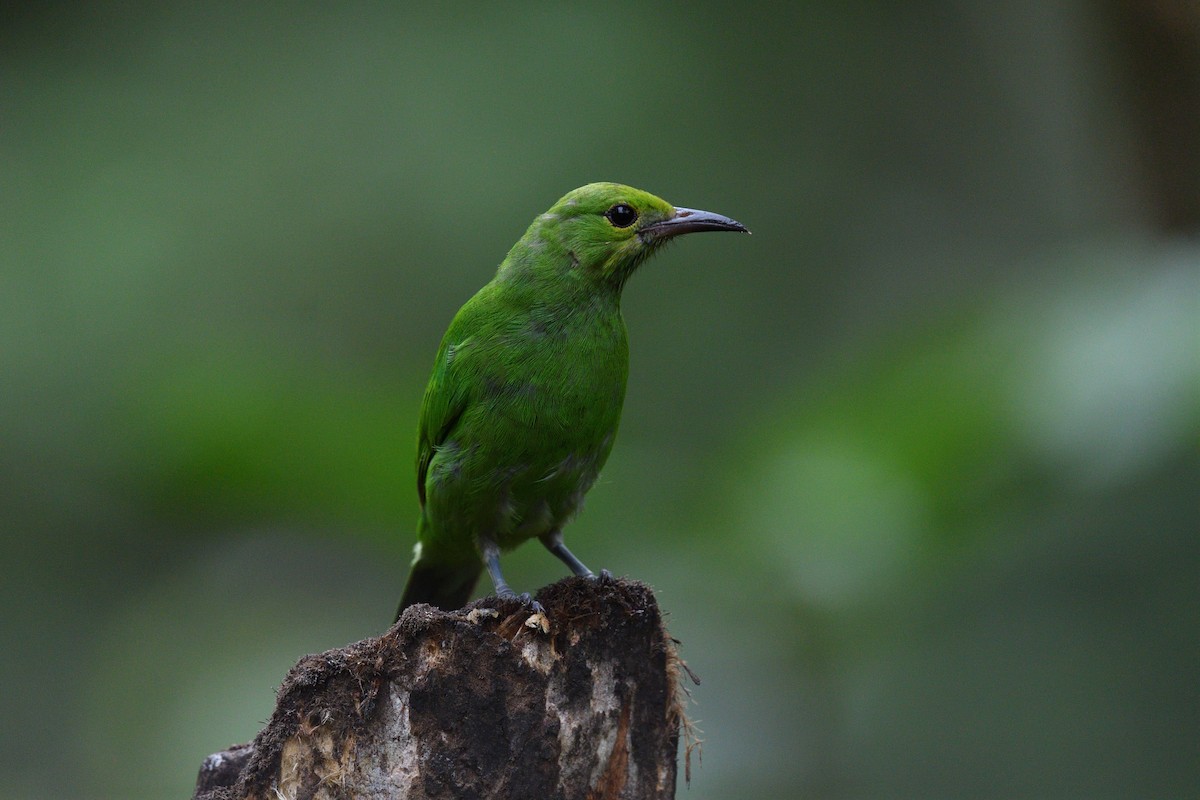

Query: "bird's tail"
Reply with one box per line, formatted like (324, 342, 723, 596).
(394, 557, 482, 622)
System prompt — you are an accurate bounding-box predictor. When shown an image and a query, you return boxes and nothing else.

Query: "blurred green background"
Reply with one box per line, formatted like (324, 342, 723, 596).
(3, 2, 1197, 798)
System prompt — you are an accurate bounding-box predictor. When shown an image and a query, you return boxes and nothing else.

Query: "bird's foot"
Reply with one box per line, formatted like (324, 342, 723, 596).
(515, 591, 546, 617)
(587, 568, 614, 583)
(494, 587, 549, 623)
(512, 592, 550, 634)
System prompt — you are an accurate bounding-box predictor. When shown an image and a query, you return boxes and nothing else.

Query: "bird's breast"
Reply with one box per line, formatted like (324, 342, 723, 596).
(424, 298, 629, 545)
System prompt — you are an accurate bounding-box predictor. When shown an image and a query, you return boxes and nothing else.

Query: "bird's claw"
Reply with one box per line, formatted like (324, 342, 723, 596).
(515, 592, 546, 617)
(588, 569, 614, 583)
(514, 593, 550, 633)
(497, 589, 550, 632)
(498, 588, 545, 615)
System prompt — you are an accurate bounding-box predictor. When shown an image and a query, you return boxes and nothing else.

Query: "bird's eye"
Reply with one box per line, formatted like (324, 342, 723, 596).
(605, 203, 638, 228)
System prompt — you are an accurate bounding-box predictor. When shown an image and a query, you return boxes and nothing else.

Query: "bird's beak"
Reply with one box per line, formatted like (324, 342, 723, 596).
(640, 207, 750, 241)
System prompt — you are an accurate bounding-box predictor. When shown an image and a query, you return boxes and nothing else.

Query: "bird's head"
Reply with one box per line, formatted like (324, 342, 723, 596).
(511, 182, 748, 290)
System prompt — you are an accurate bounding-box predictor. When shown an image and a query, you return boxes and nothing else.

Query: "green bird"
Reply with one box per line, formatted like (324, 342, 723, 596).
(395, 182, 747, 620)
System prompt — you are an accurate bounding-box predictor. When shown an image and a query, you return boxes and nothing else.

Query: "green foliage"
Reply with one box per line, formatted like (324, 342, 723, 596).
(132, 347, 414, 535)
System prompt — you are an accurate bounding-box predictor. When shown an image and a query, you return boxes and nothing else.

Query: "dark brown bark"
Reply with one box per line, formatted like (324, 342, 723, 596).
(193, 578, 691, 800)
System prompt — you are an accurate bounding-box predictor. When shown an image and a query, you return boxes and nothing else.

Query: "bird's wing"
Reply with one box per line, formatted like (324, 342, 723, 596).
(415, 318, 484, 508)
(415, 282, 513, 508)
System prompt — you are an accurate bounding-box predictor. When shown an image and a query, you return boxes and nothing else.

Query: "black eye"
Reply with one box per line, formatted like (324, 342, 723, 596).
(605, 203, 638, 228)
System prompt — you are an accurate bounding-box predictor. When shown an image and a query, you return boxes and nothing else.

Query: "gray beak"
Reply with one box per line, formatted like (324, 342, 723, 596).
(640, 206, 750, 241)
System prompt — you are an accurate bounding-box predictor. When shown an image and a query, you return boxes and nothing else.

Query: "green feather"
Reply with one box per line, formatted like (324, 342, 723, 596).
(396, 182, 747, 618)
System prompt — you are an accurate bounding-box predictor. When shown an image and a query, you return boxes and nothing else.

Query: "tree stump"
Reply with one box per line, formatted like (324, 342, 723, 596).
(192, 577, 691, 800)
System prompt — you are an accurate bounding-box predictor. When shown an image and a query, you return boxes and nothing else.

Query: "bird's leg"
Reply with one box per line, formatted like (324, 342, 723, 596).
(480, 536, 544, 613)
(540, 530, 610, 581)
(480, 537, 514, 597)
